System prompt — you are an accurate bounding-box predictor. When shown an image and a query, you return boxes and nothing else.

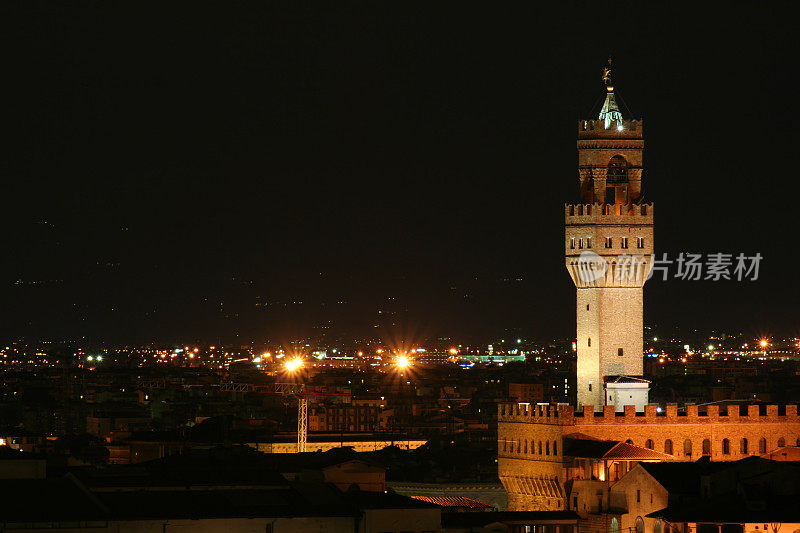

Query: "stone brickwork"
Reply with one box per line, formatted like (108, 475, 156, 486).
(497, 403, 800, 510)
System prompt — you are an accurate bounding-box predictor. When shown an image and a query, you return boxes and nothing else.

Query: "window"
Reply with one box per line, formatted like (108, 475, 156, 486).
(605, 237, 613, 248)
(684, 439, 692, 456)
(645, 439, 654, 450)
(621, 237, 629, 249)
(702, 439, 711, 455)
(503, 440, 507, 452)
(759, 437, 767, 454)
(586, 237, 592, 248)
(538, 441, 542, 454)
(722, 438, 730, 455)
(570, 238, 576, 249)
(664, 439, 673, 455)
(618, 348, 624, 356)
(588, 338, 591, 347)
(578, 238, 584, 249)
(636, 237, 645, 248)
(608, 155, 629, 183)
(611, 518, 619, 533)
(741, 438, 748, 455)
(636, 517, 644, 533)
(553, 440, 558, 455)
(636, 489, 641, 503)
(546, 441, 550, 455)
(524, 440, 528, 454)
(588, 383, 592, 392)
(778, 437, 786, 448)
(654, 521, 662, 533)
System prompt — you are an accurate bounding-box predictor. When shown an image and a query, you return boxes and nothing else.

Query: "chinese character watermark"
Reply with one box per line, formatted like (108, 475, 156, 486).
(649, 252, 761, 281)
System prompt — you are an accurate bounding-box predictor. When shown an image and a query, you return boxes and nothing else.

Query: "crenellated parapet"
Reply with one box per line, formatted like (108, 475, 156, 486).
(578, 119, 643, 139)
(498, 403, 575, 426)
(565, 203, 653, 224)
(500, 403, 800, 426)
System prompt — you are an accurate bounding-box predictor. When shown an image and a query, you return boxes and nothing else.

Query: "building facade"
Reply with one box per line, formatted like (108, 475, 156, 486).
(565, 66, 653, 411)
(498, 64, 800, 518)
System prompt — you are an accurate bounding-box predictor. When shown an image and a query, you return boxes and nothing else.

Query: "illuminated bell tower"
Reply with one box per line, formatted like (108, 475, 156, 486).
(565, 60, 654, 411)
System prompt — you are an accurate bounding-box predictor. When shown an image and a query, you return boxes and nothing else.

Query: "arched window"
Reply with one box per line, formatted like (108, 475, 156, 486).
(538, 441, 542, 454)
(654, 521, 662, 533)
(722, 439, 730, 455)
(607, 155, 629, 183)
(636, 517, 644, 533)
(553, 440, 558, 456)
(546, 441, 550, 455)
(778, 437, 786, 448)
(683, 439, 692, 456)
(759, 437, 767, 454)
(702, 439, 711, 455)
(740, 438, 748, 455)
(626, 439, 634, 445)
(664, 439, 673, 455)
(645, 439, 654, 450)
(611, 518, 619, 533)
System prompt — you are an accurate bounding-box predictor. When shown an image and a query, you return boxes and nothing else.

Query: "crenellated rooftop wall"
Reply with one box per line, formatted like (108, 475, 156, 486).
(578, 119, 643, 139)
(498, 403, 800, 426)
(565, 203, 653, 225)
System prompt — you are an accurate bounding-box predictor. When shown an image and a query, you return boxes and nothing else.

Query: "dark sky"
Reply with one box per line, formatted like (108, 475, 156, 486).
(3, 3, 797, 345)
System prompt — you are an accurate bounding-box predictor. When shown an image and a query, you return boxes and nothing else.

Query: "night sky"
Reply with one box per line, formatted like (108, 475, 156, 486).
(4, 3, 797, 345)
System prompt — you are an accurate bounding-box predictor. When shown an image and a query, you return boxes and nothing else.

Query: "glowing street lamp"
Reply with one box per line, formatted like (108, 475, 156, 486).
(395, 355, 410, 369)
(759, 339, 769, 348)
(285, 358, 303, 372)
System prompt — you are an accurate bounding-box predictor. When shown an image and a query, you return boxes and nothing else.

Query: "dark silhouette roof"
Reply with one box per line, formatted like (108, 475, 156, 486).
(442, 511, 579, 528)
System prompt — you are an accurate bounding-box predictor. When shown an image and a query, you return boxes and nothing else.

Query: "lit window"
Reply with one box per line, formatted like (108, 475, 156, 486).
(578, 239, 584, 249)
(570, 238, 576, 249)
(621, 237, 629, 249)
(637, 237, 645, 248)
(586, 237, 592, 248)
(605, 237, 612, 248)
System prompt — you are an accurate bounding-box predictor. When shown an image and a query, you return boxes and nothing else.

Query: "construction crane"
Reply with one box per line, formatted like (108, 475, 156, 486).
(215, 381, 351, 452)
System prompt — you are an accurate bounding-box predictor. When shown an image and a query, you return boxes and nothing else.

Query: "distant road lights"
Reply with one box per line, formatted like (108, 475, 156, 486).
(395, 355, 410, 369)
(285, 358, 303, 372)
(448, 348, 459, 356)
(708, 344, 715, 351)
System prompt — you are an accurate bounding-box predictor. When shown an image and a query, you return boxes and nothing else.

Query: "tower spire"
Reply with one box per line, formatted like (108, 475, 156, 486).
(599, 58, 623, 130)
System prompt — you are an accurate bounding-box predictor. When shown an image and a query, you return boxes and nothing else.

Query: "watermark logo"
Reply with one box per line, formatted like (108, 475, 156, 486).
(576, 251, 608, 283)
(648, 252, 762, 281)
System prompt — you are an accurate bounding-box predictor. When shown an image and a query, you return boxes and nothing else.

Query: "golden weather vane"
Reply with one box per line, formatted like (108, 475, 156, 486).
(602, 58, 613, 89)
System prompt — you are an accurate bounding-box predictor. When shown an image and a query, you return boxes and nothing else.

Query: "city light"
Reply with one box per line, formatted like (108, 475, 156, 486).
(395, 355, 410, 369)
(448, 348, 458, 355)
(760, 339, 769, 348)
(285, 358, 304, 372)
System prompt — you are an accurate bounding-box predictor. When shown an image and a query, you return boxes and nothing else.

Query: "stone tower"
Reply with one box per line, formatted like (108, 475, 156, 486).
(565, 61, 654, 410)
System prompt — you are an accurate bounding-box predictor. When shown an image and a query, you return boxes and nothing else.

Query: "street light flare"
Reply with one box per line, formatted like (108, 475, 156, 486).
(285, 358, 303, 372)
(395, 355, 410, 369)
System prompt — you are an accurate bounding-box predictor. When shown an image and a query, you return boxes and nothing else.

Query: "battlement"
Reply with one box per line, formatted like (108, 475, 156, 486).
(498, 403, 573, 425)
(578, 119, 643, 139)
(498, 403, 800, 426)
(565, 203, 653, 224)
